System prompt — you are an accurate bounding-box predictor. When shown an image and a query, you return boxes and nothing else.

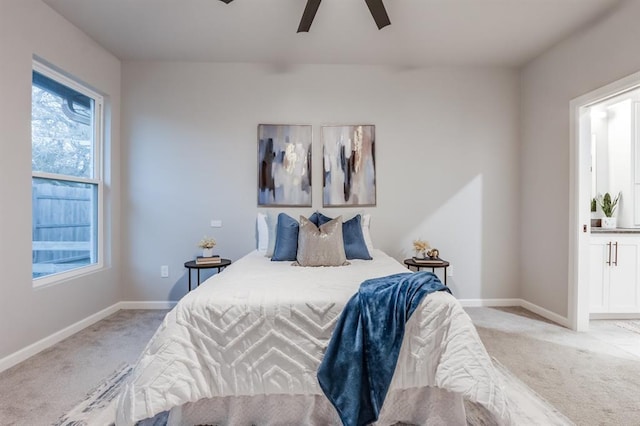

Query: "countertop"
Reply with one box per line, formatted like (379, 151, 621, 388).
(591, 227, 640, 234)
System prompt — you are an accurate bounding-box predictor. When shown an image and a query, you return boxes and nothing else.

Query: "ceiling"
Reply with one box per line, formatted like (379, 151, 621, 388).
(42, 0, 621, 67)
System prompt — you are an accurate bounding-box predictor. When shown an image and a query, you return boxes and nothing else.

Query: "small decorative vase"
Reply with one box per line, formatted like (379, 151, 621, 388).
(415, 250, 426, 259)
(601, 217, 617, 229)
(202, 248, 214, 257)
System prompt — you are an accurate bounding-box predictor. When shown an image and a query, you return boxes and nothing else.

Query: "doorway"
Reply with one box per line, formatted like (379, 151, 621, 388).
(570, 71, 640, 331)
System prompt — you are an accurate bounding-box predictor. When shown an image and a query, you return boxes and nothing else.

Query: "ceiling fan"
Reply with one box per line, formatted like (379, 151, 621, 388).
(218, 0, 391, 33)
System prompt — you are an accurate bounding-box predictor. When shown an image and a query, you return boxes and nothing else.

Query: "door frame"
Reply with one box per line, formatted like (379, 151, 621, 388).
(569, 70, 640, 331)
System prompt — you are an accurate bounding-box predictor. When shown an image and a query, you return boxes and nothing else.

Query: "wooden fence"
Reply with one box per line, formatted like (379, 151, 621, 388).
(32, 180, 94, 278)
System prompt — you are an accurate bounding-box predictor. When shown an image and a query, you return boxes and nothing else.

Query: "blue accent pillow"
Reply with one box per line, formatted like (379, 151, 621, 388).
(271, 213, 299, 261)
(315, 212, 333, 226)
(309, 211, 321, 227)
(317, 213, 372, 260)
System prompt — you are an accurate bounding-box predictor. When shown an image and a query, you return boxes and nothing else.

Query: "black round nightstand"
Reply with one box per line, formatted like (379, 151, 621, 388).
(184, 259, 232, 291)
(403, 258, 450, 285)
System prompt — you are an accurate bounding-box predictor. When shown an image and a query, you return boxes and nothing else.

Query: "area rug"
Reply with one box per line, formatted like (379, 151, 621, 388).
(615, 320, 640, 334)
(57, 360, 574, 425)
(54, 363, 134, 426)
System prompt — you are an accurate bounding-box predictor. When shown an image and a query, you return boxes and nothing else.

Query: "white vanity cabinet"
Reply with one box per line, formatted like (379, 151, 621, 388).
(589, 235, 640, 314)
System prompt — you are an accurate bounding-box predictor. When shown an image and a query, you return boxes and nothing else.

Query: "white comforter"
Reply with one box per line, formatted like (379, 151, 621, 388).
(116, 250, 511, 425)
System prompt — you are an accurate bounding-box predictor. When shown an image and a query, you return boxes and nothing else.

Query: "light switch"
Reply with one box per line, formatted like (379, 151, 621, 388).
(210, 220, 223, 228)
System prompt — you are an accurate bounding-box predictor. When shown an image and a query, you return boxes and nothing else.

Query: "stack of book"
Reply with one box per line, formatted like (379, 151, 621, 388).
(412, 257, 443, 264)
(196, 255, 222, 265)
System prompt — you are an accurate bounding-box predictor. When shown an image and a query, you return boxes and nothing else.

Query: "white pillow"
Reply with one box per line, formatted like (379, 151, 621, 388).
(361, 213, 374, 255)
(266, 213, 277, 257)
(257, 212, 269, 254)
(256, 212, 278, 257)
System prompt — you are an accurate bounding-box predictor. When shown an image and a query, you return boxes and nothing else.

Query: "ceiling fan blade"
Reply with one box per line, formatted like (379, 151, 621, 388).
(219, 0, 233, 4)
(297, 0, 322, 33)
(364, 0, 391, 29)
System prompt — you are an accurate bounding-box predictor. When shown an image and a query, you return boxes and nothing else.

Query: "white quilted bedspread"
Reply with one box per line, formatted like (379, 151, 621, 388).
(116, 250, 511, 425)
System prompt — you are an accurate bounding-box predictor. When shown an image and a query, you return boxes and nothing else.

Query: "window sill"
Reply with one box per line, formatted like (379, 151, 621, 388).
(33, 262, 107, 289)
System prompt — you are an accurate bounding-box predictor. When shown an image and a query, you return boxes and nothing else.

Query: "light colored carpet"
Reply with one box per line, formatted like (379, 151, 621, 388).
(490, 358, 572, 425)
(56, 358, 573, 425)
(0, 310, 168, 426)
(1, 307, 639, 425)
(468, 307, 640, 426)
(615, 320, 640, 334)
(54, 364, 133, 426)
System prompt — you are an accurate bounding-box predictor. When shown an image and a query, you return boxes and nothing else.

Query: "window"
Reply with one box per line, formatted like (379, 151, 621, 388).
(31, 61, 103, 284)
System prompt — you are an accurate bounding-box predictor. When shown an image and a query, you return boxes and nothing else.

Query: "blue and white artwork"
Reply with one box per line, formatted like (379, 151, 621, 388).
(258, 124, 312, 206)
(323, 125, 376, 206)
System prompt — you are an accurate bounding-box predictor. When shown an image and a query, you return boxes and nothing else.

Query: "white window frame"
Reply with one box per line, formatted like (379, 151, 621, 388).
(32, 60, 105, 288)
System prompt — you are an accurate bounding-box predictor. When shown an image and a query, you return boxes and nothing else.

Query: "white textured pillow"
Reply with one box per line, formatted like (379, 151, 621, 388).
(296, 216, 348, 267)
(257, 212, 269, 254)
(257, 212, 279, 257)
(266, 212, 278, 256)
(361, 213, 374, 255)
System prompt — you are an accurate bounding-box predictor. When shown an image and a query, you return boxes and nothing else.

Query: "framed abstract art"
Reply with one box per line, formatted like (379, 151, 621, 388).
(322, 125, 376, 206)
(257, 124, 312, 206)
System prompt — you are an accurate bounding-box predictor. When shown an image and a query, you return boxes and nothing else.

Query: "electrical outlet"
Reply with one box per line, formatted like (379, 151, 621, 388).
(447, 266, 453, 277)
(210, 219, 223, 228)
(161, 265, 169, 278)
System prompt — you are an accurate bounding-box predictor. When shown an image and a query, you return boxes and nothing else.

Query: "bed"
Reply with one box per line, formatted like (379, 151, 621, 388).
(116, 248, 510, 425)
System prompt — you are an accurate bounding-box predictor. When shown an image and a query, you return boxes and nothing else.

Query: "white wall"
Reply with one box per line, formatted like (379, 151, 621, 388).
(122, 62, 520, 302)
(520, 0, 640, 317)
(0, 0, 121, 360)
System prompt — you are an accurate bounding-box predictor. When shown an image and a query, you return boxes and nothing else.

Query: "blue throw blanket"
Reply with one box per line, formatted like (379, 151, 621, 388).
(317, 271, 451, 426)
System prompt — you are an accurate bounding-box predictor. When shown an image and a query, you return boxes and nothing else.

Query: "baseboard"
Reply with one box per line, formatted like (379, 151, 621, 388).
(0, 302, 121, 374)
(459, 298, 521, 307)
(590, 313, 640, 320)
(0, 300, 178, 374)
(459, 298, 571, 328)
(118, 301, 178, 310)
(519, 299, 571, 328)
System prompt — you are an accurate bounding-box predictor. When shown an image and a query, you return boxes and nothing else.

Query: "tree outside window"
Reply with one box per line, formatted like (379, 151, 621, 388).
(31, 64, 103, 282)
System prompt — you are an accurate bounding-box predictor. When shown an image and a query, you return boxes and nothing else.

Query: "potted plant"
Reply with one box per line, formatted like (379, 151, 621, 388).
(198, 236, 216, 257)
(598, 192, 621, 229)
(590, 197, 600, 227)
(412, 239, 430, 259)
